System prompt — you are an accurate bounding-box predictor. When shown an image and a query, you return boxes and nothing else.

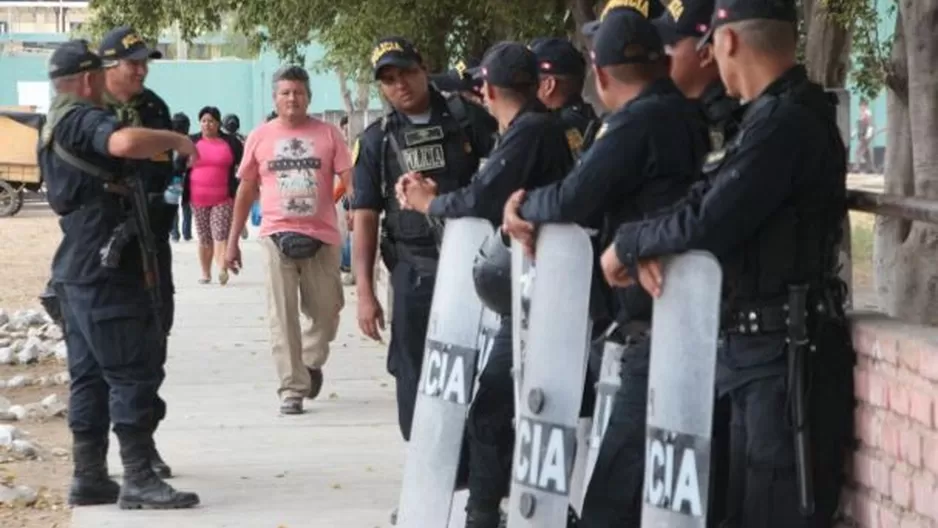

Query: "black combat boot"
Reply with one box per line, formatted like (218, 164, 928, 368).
(465, 498, 502, 528)
(117, 431, 199, 510)
(149, 444, 173, 479)
(68, 433, 120, 506)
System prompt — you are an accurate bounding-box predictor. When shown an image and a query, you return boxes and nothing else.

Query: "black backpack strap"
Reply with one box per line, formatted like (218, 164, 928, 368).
(51, 142, 117, 181)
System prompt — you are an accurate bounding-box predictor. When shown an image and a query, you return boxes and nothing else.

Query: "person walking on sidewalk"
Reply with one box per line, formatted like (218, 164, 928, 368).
(225, 65, 352, 415)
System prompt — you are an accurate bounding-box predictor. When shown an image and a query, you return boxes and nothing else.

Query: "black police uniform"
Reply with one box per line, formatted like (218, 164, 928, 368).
(40, 39, 199, 510)
(421, 42, 575, 526)
(514, 12, 708, 526)
(99, 27, 176, 475)
(530, 38, 599, 157)
(352, 37, 497, 441)
(611, 9, 853, 526)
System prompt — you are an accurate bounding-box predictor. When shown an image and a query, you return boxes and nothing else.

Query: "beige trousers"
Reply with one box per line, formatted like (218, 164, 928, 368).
(261, 237, 344, 399)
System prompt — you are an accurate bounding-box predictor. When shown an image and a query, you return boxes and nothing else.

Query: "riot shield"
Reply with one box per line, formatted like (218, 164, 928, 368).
(397, 218, 494, 528)
(580, 338, 626, 507)
(510, 242, 533, 415)
(507, 224, 593, 528)
(641, 251, 722, 528)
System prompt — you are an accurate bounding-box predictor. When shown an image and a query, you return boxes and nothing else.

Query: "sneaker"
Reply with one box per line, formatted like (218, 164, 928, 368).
(279, 397, 303, 415)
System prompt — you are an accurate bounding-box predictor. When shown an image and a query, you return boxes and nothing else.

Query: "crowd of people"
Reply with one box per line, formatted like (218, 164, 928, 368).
(39, 0, 856, 525)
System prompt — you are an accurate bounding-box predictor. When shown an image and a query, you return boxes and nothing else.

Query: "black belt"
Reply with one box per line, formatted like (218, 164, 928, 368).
(721, 304, 789, 336)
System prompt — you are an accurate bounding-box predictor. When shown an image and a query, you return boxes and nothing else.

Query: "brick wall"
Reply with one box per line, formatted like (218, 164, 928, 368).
(843, 312, 938, 527)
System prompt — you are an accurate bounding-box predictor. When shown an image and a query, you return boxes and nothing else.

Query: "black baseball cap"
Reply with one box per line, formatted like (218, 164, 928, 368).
(475, 42, 539, 88)
(47, 39, 103, 79)
(98, 26, 162, 63)
(697, 0, 798, 48)
(371, 37, 423, 79)
(530, 38, 586, 77)
(430, 58, 482, 92)
(654, 0, 715, 45)
(591, 8, 664, 67)
(582, 0, 653, 36)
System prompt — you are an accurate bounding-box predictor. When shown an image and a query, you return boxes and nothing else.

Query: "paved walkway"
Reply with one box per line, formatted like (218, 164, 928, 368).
(71, 231, 413, 528)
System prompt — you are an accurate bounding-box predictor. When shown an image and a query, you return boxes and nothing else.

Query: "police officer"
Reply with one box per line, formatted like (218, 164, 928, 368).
(396, 41, 574, 527)
(40, 39, 200, 510)
(501, 9, 708, 525)
(170, 112, 192, 242)
(601, 1, 853, 526)
(99, 25, 177, 479)
(351, 36, 497, 441)
(654, 0, 741, 150)
(222, 113, 245, 143)
(529, 38, 598, 156)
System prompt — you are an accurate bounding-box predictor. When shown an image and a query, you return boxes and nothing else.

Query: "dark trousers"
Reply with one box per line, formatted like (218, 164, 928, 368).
(387, 261, 435, 441)
(466, 316, 514, 507)
(58, 279, 165, 437)
(150, 241, 174, 433)
(171, 203, 192, 241)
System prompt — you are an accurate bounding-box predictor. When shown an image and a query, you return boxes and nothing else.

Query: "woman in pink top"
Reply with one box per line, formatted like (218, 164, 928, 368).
(183, 106, 243, 284)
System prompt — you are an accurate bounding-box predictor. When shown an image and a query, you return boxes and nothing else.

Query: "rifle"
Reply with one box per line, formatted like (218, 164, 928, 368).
(787, 283, 814, 516)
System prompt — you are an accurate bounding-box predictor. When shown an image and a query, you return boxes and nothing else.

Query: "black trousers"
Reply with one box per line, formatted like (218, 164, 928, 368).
(58, 278, 165, 437)
(387, 261, 436, 441)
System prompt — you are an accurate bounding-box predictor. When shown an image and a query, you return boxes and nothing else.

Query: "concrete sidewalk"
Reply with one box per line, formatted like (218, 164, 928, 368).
(71, 233, 408, 528)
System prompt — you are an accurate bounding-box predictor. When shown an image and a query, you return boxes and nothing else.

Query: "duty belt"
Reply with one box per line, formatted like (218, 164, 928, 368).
(721, 292, 842, 336)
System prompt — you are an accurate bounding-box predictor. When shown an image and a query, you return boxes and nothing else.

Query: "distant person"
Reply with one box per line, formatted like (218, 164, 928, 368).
(222, 113, 250, 240)
(336, 114, 353, 282)
(854, 98, 874, 173)
(170, 112, 193, 242)
(225, 65, 352, 415)
(183, 106, 243, 284)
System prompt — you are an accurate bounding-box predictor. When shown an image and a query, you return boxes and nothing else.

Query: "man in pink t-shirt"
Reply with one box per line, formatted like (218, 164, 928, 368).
(225, 65, 353, 415)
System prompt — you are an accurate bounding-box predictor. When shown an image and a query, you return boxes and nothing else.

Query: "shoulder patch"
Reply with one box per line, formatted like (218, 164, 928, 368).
(565, 128, 584, 154)
(352, 138, 361, 165)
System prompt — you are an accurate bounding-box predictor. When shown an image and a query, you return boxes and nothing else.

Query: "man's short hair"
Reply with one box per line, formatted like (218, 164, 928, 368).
(603, 56, 669, 84)
(272, 65, 312, 96)
(726, 19, 797, 55)
(493, 83, 539, 106)
(543, 73, 584, 100)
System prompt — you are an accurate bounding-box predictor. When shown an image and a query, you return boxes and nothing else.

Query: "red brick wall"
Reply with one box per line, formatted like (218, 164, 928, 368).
(843, 313, 938, 527)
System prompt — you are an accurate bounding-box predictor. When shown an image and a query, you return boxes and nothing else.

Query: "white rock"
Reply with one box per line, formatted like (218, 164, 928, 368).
(54, 341, 68, 361)
(41, 394, 60, 407)
(15, 337, 43, 364)
(51, 447, 68, 457)
(10, 338, 24, 351)
(45, 403, 67, 418)
(0, 309, 8, 326)
(0, 484, 38, 506)
(11, 439, 37, 458)
(6, 375, 30, 388)
(26, 326, 43, 338)
(0, 412, 17, 422)
(0, 425, 20, 446)
(43, 325, 63, 341)
(7, 406, 27, 421)
(12, 309, 44, 328)
(0, 396, 10, 413)
(0, 337, 9, 347)
(0, 348, 13, 365)
(53, 371, 69, 385)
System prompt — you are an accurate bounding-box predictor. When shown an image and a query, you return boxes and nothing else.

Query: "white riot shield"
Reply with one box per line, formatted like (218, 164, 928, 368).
(397, 218, 494, 528)
(507, 224, 593, 528)
(641, 251, 722, 528)
(580, 339, 626, 507)
(510, 242, 534, 415)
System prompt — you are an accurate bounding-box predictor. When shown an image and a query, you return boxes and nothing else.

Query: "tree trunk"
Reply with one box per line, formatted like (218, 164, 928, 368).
(567, 0, 600, 109)
(801, 0, 851, 87)
(337, 68, 354, 115)
(874, 1, 938, 324)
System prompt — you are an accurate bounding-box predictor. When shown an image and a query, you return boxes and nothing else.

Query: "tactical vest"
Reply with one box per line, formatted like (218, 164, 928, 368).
(709, 84, 845, 305)
(379, 97, 479, 247)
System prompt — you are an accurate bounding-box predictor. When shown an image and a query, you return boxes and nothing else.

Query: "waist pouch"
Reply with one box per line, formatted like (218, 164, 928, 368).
(271, 232, 323, 260)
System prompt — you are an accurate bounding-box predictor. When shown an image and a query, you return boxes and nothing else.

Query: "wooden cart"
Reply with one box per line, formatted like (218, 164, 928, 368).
(0, 110, 44, 217)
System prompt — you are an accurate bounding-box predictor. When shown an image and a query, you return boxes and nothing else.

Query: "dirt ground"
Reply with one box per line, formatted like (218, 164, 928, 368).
(0, 199, 71, 527)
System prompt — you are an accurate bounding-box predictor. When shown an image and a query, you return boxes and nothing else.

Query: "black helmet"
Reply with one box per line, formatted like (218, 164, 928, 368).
(472, 229, 513, 316)
(171, 112, 190, 134)
(222, 113, 240, 134)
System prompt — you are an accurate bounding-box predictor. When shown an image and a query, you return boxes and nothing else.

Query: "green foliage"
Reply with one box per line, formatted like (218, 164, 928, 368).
(820, 0, 896, 99)
(85, 0, 571, 82)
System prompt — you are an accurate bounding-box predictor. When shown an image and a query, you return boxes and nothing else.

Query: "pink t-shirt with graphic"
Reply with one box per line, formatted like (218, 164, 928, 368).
(237, 118, 352, 246)
(189, 137, 234, 207)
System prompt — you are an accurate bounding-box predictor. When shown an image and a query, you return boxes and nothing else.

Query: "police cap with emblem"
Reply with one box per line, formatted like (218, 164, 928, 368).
(530, 38, 586, 77)
(474, 42, 539, 89)
(697, 0, 798, 48)
(372, 36, 424, 79)
(47, 39, 103, 79)
(653, 0, 716, 45)
(582, 0, 658, 36)
(98, 26, 163, 64)
(430, 57, 482, 93)
(591, 8, 665, 67)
